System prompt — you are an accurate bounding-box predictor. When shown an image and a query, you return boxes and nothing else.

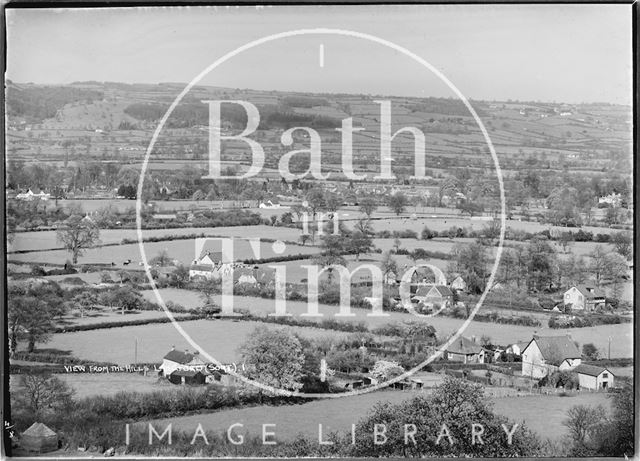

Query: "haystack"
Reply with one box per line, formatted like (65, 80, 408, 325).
(20, 422, 58, 453)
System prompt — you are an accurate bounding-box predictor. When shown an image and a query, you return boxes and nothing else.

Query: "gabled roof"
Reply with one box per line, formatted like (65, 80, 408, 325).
(524, 335, 581, 364)
(575, 285, 606, 299)
(163, 349, 194, 364)
(415, 285, 453, 297)
(447, 336, 482, 355)
(23, 422, 56, 437)
(574, 364, 612, 377)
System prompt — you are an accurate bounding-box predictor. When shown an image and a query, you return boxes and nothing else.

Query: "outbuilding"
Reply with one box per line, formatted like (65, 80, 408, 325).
(574, 364, 615, 390)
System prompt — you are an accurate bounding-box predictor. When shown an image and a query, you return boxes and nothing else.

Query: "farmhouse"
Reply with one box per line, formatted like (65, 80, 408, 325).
(445, 336, 482, 364)
(159, 347, 209, 377)
(413, 285, 453, 308)
(563, 285, 606, 311)
(574, 364, 615, 390)
(521, 335, 582, 379)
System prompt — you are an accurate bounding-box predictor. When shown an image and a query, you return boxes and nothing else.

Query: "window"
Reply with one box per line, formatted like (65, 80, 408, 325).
(602, 373, 608, 378)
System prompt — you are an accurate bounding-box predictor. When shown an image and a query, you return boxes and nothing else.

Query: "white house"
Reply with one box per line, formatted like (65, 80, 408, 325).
(564, 285, 606, 311)
(16, 188, 50, 201)
(574, 364, 615, 390)
(521, 335, 582, 379)
(413, 285, 454, 308)
(159, 347, 209, 377)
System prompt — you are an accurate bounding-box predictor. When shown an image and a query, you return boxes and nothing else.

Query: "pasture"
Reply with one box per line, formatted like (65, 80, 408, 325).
(8, 225, 307, 252)
(140, 289, 634, 358)
(39, 319, 351, 365)
(10, 373, 168, 399)
(9, 237, 319, 267)
(141, 388, 610, 442)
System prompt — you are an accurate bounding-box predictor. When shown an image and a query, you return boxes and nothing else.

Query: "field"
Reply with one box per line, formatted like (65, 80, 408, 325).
(10, 373, 168, 399)
(140, 289, 634, 358)
(9, 237, 319, 267)
(38, 319, 351, 365)
(8, 225, 307, 252)
(141, 388, 610, 442)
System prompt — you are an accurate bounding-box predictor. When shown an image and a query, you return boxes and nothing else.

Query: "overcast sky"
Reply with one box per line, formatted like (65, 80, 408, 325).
(6, 5, 632, 104)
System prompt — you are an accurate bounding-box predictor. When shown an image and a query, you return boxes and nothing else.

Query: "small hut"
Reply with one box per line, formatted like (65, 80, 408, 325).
(20, 422, 58, 453)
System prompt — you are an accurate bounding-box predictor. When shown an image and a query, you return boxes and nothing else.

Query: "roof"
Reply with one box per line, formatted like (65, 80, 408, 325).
(23, 422, 56, 437)
(525, 335, 581, 364)
(574, 364, 612, 377)
(575, 285, 606, 299)
(190, 264, 215, 272)
(415, 285, 453, 298)
(170, 369, 203, 378)
(447, 336, 482, 355)
(163, 349, 194, 364)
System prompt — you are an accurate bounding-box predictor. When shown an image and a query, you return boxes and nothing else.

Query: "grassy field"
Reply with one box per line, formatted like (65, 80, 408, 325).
(140, 289, 634, 358)
(140, 388, 610, 442)
(8, 225, 307, 252)
(38, 319, 351, 365)
(10, 373, 169, 399)
(9, 238, 319, 267)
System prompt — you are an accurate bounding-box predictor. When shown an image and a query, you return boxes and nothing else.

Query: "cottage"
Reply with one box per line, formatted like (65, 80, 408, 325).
(445, 336, 482, 364)
(159, 347, 209, 378)
(521, 335, 582, 379)
(413, 285, 453, 308)
(20, 422, 58, 453)
(564, 285, 606, 311)
(449, 276, 467, 292)
(574, 364, 615, 390)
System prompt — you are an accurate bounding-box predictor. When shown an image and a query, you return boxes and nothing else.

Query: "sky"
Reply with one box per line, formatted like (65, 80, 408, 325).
(5, 5, 633, 105)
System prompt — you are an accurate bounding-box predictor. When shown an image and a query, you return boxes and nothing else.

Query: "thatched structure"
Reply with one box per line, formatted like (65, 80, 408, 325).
(20, 422, 58, 453)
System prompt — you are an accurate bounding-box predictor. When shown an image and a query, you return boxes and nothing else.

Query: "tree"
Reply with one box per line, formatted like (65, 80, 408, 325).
(239, 327, 305, 393)
(610, 232, 632, 260)
(346, 231, 373, 261)
(324, 191, 342, 213)
(196, 279, 218, 305)
(72, 291, 98, 318)
(448, 242, 489, 294)
(589, 246, 608, 286)
(149, 249, 173, 267)
(388, 192, 408, 216)
(358, 196, 378, 220)
(8, 294, 54, 354)
(381, 251, 398, 280)
(564, 405, 607, 455)
(14, 372, 75, 420)
(351, 376, 540, 457)
(558, 232, 573, 253)
(305, 189, 325, 216)
(581, 343, 599, 360)
(56, 214, 100, 264)
(370, 360, 404, 381)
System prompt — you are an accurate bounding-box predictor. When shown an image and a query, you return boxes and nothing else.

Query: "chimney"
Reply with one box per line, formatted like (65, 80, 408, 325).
(171, 345, 175, 351)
